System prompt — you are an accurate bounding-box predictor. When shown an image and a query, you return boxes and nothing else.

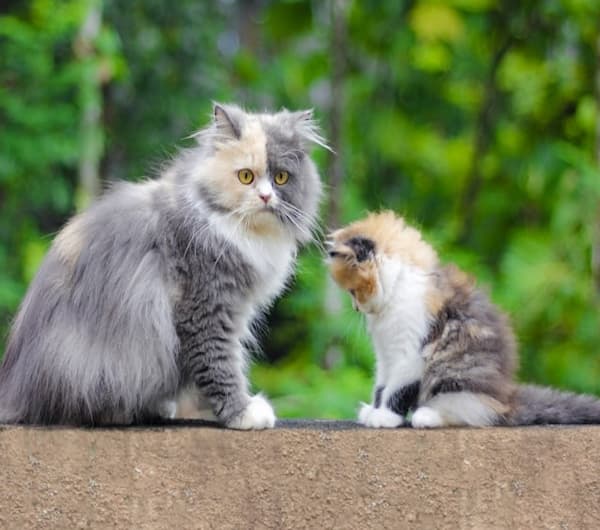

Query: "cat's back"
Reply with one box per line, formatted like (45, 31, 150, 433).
(432, 264, 518, 376)
(444, 265, 512, 335)
(56, 179, 164, 261)
(42, 179, 170, 307)
(0, 178, 180, 424)
(13, 179, 165, 329)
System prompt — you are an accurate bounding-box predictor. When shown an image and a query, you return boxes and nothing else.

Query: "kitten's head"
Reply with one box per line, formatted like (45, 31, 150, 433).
(189, 103, 326, 242)
(327, 211, 438, 312)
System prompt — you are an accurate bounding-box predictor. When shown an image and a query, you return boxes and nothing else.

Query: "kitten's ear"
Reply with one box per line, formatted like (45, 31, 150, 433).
(213, 103, 242, 140)
(290, 109, 332, 152)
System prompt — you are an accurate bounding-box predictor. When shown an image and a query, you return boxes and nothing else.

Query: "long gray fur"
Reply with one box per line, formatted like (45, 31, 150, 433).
(422, 265, 600, 426)
(508, 385, 600, 425)
(0, 103, 323, 425)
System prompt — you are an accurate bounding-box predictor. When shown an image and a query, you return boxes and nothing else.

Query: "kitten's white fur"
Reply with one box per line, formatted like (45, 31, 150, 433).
(359, 256, 430, 425)
(410, 406, 443, 428)
(362, 257, 498, 429)
(412, 392, 498, 428)
(358, 403, 403, 428)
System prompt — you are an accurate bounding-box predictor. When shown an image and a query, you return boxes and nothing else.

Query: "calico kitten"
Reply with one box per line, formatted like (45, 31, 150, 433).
(0, 103, 325, 428)
(328, 211, 600, 428)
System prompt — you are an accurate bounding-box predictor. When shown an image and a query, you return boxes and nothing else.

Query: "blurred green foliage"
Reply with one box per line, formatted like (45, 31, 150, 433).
(1, 0, 599, 419)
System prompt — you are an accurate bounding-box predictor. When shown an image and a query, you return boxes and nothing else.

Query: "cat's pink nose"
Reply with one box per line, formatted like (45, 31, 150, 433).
(259, 193, 272, 204)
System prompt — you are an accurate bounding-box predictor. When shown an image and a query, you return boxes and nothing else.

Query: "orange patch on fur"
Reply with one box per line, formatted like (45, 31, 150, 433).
(329, 257, 378, 305)
(54, 217, 85, 267)
(328, 211, 439, 307)
(478, 394, 510, 415)
(199, 118, 268, 212)
(425, 264, 475, 315)
(330, 211, 438, 270)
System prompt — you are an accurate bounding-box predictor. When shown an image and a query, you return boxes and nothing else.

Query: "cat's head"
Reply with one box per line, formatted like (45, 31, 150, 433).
(189, 103, 326, 242)
(327, 211, 438, 313)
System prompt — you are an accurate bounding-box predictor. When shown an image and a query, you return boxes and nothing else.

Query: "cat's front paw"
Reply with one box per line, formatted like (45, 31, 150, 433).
(358, 403, 403, 428)
(227, 394, 276, 430)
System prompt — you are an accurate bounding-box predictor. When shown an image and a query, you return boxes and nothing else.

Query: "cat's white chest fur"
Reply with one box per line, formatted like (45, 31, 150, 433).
(208, 212, 296, 308)
(238, 230, 296, 306)
(366, 257, 430, 402)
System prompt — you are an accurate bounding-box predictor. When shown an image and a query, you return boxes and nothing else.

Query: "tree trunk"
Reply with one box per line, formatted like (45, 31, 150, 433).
(593, 31, 600, 299)
(323, 0, 348, 369)
(325, 0, 346, 231)
(75, 0, 103, 208)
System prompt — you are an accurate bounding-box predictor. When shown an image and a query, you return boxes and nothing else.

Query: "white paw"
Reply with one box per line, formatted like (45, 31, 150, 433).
(358, 403, 403, 428)
(411, 406, 443, 428)
(227, 394, 276, 430)
(158, 400, 177, 419)
(358, 403, 375, 424)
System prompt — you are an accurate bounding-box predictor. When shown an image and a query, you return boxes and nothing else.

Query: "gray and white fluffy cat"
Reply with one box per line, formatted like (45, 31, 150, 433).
(0, 103, 325, 428)
(328, 211, 600, 428)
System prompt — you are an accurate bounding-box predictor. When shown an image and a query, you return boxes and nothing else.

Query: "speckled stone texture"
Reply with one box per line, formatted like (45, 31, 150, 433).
(1, 422, 599, 529)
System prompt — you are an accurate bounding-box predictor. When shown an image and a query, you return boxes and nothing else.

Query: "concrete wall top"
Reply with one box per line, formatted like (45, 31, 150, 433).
(1, 422, 599, 529)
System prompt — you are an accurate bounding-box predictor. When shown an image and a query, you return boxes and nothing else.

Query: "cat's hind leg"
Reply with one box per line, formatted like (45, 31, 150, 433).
(173, 385, 217, 420)
(411, 392, 503, 428)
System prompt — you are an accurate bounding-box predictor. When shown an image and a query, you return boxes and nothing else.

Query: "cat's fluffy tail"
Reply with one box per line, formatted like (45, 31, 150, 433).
(508, 384, 600, 425)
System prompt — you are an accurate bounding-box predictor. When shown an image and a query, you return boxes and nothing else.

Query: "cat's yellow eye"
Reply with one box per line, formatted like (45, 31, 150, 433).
(274, 171, 289, 185)
(238, 169, 254, 185)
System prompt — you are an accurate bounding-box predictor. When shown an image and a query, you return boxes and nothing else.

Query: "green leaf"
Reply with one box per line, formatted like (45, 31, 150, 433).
(410, 2, 465, 43)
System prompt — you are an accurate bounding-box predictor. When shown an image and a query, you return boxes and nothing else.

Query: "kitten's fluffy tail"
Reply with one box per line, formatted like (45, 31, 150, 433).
(508, 384, 600, 425)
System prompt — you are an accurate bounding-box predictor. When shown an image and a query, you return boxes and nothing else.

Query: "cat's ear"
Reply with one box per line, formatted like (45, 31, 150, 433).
(213, 103, 243, 140)
(290, 109, 332, 152)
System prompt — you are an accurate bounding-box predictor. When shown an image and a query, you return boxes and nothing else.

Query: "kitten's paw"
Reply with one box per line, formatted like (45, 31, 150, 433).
(358, 403, 403, 428)
(411, 406, 443, 428)
(227, 394, 276, 430)
(358, 403, 376, 425)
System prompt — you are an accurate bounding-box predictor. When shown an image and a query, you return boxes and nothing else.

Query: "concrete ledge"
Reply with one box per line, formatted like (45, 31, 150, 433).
(1, 422, 599, 529)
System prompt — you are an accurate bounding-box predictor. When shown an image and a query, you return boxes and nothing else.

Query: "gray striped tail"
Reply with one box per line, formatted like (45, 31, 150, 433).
(508, 384, 600, 425)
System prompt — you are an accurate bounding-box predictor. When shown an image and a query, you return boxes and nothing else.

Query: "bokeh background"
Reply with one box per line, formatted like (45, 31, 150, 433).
(1, 0, 599, 418)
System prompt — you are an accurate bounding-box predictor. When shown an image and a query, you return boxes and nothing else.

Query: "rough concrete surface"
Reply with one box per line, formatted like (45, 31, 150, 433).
(0, 421, 599, 529)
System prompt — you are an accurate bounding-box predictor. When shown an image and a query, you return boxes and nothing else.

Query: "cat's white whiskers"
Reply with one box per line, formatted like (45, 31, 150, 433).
(284, 200, 322, 239)
(277, 199, 322, 248)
